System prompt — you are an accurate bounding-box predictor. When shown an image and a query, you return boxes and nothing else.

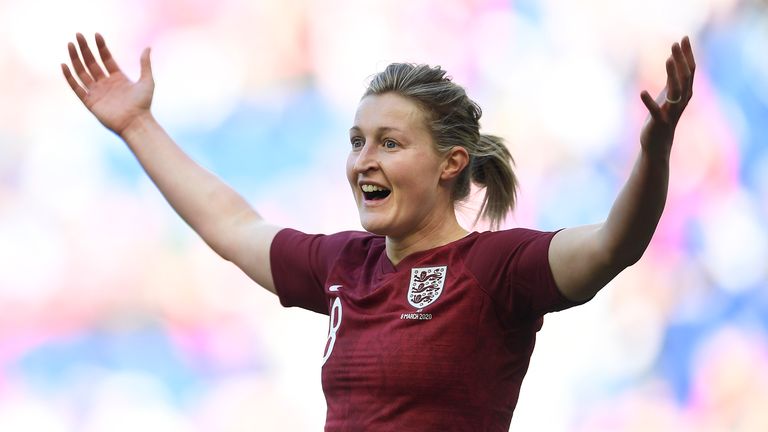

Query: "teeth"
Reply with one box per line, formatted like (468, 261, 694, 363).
(361, 184, 388, 192)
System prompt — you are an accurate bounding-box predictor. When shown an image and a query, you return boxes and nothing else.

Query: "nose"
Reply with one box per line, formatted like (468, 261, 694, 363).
(351, 142, 379, 174)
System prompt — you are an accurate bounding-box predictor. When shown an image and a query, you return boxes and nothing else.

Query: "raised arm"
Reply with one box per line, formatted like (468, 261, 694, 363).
(548, 36, 696, 303)
(62, 33, 281, 294)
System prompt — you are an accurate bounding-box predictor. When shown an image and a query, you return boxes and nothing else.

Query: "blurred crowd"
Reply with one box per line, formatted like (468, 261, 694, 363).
(0, 0, 766, 430)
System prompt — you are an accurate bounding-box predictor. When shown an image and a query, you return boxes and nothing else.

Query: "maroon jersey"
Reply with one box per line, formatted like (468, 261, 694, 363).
(270, 228, 580, 431)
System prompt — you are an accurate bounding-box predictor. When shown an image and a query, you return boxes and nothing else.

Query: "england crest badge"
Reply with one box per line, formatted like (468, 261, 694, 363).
(408, 266, 447, 309)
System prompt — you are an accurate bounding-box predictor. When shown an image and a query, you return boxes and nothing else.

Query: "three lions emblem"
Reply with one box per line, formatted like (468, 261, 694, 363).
(407, 266, 447, 309)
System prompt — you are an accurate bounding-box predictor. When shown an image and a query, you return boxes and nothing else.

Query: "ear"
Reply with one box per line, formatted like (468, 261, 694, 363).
(440, 146, 469, 181)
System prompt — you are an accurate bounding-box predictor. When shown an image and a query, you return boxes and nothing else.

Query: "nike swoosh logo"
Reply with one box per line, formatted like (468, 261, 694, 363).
(329, 285, 342, 292)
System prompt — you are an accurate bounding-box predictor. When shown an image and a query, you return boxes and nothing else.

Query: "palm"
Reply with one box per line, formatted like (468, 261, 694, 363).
(85, 71, 153, 133)
(62, 33, 154, 136)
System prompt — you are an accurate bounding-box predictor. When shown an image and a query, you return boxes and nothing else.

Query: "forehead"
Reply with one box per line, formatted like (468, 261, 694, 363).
(352, 93, 428, 132)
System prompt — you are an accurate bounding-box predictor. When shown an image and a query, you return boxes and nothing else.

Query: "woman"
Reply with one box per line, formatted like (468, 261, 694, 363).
(62, 33, 695, 430)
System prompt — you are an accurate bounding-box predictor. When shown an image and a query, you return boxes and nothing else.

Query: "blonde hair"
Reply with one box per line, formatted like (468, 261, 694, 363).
(364, 63, 518, 230)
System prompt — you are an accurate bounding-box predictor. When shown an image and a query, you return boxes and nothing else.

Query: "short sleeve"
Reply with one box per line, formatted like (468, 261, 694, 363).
(270, 228, 359, 315)
(465, 229, 580, 322)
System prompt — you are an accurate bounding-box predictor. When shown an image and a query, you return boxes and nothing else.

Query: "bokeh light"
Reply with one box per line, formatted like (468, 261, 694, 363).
(1, 0, 766, 430)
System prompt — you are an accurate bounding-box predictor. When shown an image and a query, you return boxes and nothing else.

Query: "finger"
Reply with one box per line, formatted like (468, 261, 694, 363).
(671, 42, 690, 89)
(139, 47, 153, 83)
(95, 33, 121, 75)
(62, 64, 88, 102)
(681, 36, 696, 93)
(665, 56, 682, 105)
(681, 36, 696, 72)
(641, 90, 663, 121)
(68, 41, 93, 87)
(76, 33, 106, 81)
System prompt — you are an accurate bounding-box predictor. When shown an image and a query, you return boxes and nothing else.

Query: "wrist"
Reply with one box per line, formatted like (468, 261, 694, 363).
(640, 143, 672, 164)
(638, 148, 671, 176)
(119, 111, 157, 141)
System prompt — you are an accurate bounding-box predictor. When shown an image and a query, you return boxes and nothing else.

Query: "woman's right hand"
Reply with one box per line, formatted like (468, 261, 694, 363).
(62, 33, 154, 137)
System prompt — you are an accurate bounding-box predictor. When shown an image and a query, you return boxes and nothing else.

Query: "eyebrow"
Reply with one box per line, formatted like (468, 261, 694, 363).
(349, 126, 404, 134)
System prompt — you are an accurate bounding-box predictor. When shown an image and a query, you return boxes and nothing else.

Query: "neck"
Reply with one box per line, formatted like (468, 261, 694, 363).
(385, 214, 468, 266)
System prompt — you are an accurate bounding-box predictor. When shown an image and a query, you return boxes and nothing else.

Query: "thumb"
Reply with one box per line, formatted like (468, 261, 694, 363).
(640, 90, 662, 122)
(139, 47, 153, 82)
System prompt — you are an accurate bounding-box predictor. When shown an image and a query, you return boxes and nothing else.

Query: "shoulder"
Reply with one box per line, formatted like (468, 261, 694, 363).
(273, 228, 384, 257)
(463, 228, 575, 319)
(274, 227, 378, 243)
(459, 228, 560, 279)
(333, 230, 386, 261)
(469, 228, 559, 252)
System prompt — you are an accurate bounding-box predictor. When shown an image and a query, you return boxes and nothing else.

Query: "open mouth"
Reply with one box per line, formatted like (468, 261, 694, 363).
(361, 184, 391, 201)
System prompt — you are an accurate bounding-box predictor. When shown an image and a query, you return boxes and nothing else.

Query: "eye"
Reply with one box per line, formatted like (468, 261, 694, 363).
(350, 137, 364, 149)
(383, 139, 398, 149)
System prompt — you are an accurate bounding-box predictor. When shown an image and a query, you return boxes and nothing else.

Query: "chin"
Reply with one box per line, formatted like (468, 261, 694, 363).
(360, 220, 388, 235)
(358, 214, 393, 236)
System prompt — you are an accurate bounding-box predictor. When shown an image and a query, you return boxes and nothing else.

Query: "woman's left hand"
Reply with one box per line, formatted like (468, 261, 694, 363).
(639, 36, 695, 155)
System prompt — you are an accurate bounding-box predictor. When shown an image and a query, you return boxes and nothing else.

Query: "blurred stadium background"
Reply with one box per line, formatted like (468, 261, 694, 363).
(1, 0, 766, 430)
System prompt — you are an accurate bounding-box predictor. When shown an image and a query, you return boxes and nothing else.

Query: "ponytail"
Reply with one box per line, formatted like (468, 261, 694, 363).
(468, 135, 518, 230)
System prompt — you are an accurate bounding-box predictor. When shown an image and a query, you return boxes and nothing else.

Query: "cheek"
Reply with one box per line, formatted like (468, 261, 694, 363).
(346, 154, 363, 200)
(401, 156, 442, 190)
(345, 153, 356, 182)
